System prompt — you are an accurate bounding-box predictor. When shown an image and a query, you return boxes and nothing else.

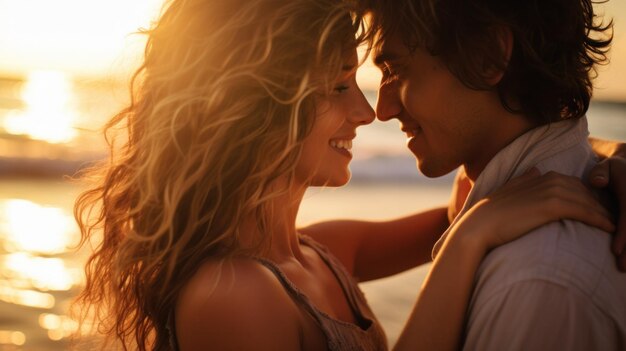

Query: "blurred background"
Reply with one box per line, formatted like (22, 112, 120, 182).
(0, 1, 624, 350)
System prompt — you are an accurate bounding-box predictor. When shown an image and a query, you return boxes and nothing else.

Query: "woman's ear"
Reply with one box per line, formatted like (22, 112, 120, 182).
(485, 26, 513, 86)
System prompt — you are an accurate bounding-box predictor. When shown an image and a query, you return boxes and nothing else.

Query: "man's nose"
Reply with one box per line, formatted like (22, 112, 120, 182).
(375, 80, 402, 121)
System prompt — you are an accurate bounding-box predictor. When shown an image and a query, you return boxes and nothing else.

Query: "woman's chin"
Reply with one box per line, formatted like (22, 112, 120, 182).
(310, 172, 351, 188)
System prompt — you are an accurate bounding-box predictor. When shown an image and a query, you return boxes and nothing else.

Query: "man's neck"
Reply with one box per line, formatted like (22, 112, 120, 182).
(463, 112, 537, 182)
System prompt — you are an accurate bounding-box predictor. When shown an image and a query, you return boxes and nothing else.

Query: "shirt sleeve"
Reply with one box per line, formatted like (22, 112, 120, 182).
(462, 279, 621, 351)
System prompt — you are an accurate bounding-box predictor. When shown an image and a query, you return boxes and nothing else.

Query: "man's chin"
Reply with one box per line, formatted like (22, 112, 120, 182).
(416, 159, 457, 178)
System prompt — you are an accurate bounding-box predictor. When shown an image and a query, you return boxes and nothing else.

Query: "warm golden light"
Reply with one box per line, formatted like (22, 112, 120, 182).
(39, 313, 79, 341)
(0, 285, 55, 309)
(39, 313, 62, 331)
(3, 71, 78, 143)
(0, 330, 26, 346)
(0, 199, 78, 254)
(0, 0, 165, 77)
(4, 253, 76, 291)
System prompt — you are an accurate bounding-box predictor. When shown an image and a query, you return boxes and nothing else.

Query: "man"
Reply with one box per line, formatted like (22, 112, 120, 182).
(365, 0, 626, 349)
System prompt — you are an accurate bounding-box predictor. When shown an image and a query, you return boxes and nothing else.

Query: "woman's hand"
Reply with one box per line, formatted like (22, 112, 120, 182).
(588, 137, 626, 270)
(397, 168, 616, 351)
(450, 168, 615, 252)
(447, 168, 471, 223)
(588, 153, 626, 271)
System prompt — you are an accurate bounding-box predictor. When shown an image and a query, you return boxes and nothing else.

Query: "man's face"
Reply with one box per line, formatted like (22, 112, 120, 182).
(374, 33, 503, 178)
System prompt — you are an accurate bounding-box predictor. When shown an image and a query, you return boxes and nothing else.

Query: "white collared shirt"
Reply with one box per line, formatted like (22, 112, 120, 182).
(435, 117, 626, 351)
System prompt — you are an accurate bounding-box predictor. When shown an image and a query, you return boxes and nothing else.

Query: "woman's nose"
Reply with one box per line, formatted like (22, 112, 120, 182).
(349, 88, 375, 126)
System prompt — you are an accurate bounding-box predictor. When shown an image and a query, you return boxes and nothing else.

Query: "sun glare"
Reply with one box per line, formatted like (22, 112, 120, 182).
(39, 313, 80, 341)
(0, 330, 26, 346)
(3, 71, 78, 143)
(0, 199, 81, 312)
(0, 199, 78, 255)
(0, 0, 165, 77)
(0, 286, 55, 309)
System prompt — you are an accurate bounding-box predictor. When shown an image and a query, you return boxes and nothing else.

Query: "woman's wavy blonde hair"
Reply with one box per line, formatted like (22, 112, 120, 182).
(73, 0, 369, 349)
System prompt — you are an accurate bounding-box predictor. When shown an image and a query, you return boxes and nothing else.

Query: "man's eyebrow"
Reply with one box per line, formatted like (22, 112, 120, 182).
(373, 52, 397, 66)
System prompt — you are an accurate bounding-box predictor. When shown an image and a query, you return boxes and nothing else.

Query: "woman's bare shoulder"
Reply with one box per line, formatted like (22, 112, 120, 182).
(175, 258, 303, 350)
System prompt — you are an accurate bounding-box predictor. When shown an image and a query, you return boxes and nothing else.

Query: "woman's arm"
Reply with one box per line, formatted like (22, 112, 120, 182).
(303, 137, 626, 281)
(394, 169, 614, 351)
(301, 207, 449, 281)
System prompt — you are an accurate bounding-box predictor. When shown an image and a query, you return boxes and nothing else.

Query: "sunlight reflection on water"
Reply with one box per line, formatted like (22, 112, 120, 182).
(3, 71, 78, 144)
(0, 196, 82, 349)
(1, 199, 78, 254)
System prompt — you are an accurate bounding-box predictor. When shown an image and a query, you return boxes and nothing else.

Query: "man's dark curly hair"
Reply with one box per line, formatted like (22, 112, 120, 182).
(362, 0, 613, 126)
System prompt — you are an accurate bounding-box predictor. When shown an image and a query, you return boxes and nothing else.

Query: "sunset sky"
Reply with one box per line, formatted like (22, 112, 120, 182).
(0, 0, 625, 100)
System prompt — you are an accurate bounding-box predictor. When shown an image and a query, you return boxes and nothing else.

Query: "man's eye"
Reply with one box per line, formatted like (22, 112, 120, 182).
(333, 85, 349, 94)
(382, 64, 400, 83)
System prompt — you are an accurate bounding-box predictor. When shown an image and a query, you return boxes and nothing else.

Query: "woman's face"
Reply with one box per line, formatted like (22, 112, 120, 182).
(296, 50, 375, 187)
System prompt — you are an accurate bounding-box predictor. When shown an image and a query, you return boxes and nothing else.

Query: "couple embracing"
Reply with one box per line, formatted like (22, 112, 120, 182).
(74, 0, 626, 350)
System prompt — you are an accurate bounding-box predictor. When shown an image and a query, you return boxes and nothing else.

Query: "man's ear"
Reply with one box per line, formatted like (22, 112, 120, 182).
(485, 26, 513, 86)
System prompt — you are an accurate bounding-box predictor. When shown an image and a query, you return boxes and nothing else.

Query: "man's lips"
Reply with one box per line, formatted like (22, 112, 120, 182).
(401, 126, 422, 138)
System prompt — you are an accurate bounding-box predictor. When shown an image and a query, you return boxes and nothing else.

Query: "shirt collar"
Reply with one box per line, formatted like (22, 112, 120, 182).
(432, 116, 590, 258)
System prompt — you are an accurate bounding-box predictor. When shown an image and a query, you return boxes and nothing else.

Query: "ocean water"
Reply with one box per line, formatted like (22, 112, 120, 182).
(0, 77, 625, 349)
(0, 178, 450, 350)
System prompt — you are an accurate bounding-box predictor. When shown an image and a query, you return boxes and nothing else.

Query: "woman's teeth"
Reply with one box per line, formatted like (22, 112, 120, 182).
(330, 139, 352, 150)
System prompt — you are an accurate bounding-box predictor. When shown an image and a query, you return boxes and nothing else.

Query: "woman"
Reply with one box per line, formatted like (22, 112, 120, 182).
(73, 0, 617, 350)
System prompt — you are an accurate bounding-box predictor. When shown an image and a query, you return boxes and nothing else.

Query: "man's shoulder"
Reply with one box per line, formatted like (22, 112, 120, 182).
(486, 219, 609, 263)
(472, 220, 626, 310)
(464, 222, 626, 350)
